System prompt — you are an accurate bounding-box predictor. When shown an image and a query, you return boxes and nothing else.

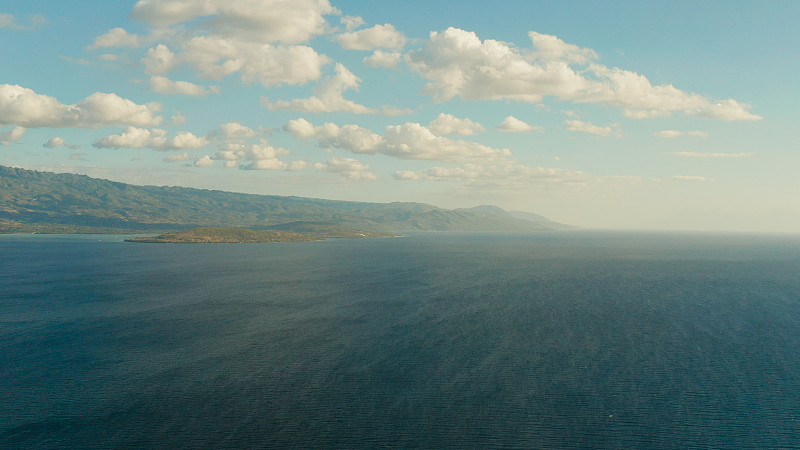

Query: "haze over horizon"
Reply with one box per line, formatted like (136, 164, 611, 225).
(1, 1, 797, 232)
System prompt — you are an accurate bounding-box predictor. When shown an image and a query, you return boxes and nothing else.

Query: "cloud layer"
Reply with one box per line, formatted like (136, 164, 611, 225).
(0, 84, 162, 128)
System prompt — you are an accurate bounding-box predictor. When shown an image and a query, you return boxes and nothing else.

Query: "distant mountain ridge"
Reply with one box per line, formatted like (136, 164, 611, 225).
(0, 165, 567, 233)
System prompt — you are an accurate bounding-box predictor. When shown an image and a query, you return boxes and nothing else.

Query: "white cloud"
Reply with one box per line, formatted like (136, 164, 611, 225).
(117, 1, 339, 88)
(381, 106, 415, 116)
(407, 27, 594, 103)
(131, 0, 338, 44)
(264, 63, 379, 114)
(584, 65, 762, 121)
(93, 126, 209, 150)
(672, 175, 708, 182)
(219, 122, 256, 139)
(164, 152, 191, 162)
(655, 130, 708, 138)
(180, 35, 327, 87)
(287, 118, 510, 163)
(497, 116, 535, 133)
(672, 152, 752, 158)
(336, 23, 407, 50)
(43, 136, 65, 148)
(406, 27, 761, 121)
(428, 113, 485, 136)
(208, 138, 300, 171)
(363, 50, 403, 69)
(88, 27, 142, 49)
(340, 15, 364, 32)
(0, 126, 25, 146)
(0, 84, 162, 128)
(284, 118, 318, 139)
(142, 44, 176, 75)
(97, 54, 120, 62)
(315, 157, 377, 180)
(527, 31, 597, 64)
(295, 121, 385, 154)
(565, 119, 613, 136)
(654, 130, 682, 138)
(149, 76, 215, 97)
(194, 155, 214, 167)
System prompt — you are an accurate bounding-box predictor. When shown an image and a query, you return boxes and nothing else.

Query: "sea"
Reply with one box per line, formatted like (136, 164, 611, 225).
(2, 231, 800, 448)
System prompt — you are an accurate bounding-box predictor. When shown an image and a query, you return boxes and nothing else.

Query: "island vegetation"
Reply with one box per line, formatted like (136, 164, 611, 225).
(1, 165, 571, 235)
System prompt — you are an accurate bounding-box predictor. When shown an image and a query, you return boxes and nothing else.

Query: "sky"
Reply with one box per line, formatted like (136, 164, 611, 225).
(1, 1, 798, 232)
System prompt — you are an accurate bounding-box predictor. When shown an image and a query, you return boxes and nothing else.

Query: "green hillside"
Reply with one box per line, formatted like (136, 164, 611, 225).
(0, 165, 563, 233)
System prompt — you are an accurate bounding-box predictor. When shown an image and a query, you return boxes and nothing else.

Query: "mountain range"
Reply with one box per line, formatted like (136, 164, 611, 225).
(0, 165, 571, 234)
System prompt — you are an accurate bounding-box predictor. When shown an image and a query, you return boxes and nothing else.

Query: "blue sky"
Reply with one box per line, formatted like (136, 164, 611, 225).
(1, 1, 797, 231)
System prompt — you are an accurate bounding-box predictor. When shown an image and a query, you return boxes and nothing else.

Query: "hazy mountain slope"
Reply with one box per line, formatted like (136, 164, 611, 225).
(0, 166, 564, 233)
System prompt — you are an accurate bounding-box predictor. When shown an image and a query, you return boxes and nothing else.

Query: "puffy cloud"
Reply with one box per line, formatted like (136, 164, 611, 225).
(208, 138, 301, 171)
(264, 63, 379, 114)
(88, 27, 142, 49)
(43, 136, 65, 148)
(164, 152, 191, 162)
(149, 76, 216, 97)
(288, 118, 510, 163)
(93, 126, 209, 150)
(194, 155, 214, 167)
(497, 115, 535, 133)
(0, 84, 162, 128)
(219, 122, 256, 139)
(407, 27, 761, 121)
(142, 44, 176, 75)
(0, 126, 25, 146)
(565, 119, 613, 136)
(527, 31, 597, 64)
(672, 151, 752, 158)
(120, 1, 337, 87)
(284, 118, 318, 139)
(407, 27, 594, 103)
(180, 35, 327, 87)
(288, 120, 384, 154)
(428, 113, 485, 136)
(315, 157, 377, 180)
(363, 50, 402, 69)
(131, 0, 338, 44)
(336, 23, 407, 50)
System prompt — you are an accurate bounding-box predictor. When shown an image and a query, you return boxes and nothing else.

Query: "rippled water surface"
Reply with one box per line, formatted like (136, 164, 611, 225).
(2, 232, 800, 448)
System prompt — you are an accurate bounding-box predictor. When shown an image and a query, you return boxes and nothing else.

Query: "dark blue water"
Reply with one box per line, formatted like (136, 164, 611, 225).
(2, 232, 800, 448)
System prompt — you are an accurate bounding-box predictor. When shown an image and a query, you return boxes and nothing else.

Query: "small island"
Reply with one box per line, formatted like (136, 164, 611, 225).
(124, 226, 396, 244)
